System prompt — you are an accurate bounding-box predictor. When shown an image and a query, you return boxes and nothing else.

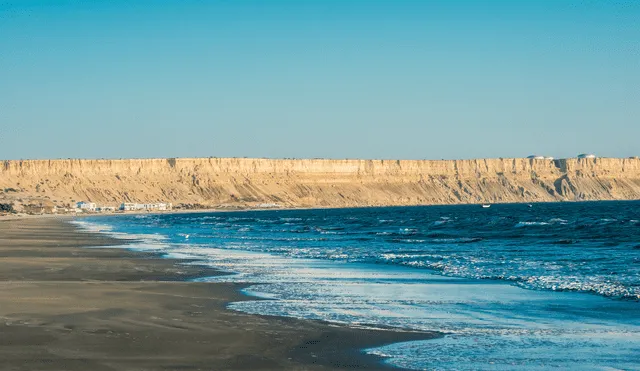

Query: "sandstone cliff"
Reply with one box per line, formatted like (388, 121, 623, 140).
(1, 157, 640, 210)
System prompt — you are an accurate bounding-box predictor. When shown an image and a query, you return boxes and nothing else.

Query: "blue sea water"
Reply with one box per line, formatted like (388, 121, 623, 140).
(76, 201, 640, 370)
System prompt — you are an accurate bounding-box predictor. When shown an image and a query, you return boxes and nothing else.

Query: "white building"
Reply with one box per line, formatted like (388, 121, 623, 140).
(577, 154, 596, 159)
(76, 201, 96, 211)
(258, 203, 281, 208)
(156, 203, 172, 211)
(527, 155, 546, 160)
(120, 203, 142, 211)
(120, 202, 172, 211)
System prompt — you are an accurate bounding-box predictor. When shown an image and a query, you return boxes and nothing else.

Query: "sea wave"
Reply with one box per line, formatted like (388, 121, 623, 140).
(515, 221, 550, 227)
(73, 203, 640, 371)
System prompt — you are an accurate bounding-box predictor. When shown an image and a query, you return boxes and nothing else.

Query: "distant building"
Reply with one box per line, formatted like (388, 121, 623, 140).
(544, 156, 554, 160)
(258, 203, 281, 208)
(120, 203, 140, 211)
(76, 201, 96, 211)
(577, 154, 596, 159)
(527, 155, 546, 160)
(156, 203, 172, 211)
(119, 202, 172, 211)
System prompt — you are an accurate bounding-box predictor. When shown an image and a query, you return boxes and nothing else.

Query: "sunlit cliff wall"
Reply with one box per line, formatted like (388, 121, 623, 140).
(2, 157, 640, 208)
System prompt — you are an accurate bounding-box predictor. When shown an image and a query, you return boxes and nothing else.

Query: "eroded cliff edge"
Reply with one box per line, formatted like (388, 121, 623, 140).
(2, 157, 640, 209)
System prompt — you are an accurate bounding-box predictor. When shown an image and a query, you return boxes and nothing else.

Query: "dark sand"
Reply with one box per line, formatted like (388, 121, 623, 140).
(0, 217, 437, 370)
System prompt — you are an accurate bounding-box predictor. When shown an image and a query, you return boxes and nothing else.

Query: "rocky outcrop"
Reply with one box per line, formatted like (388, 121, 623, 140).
(1, 157, 640, 208)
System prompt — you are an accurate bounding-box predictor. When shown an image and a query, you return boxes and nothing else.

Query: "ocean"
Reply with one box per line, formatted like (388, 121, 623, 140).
(76, 201, 640, 370)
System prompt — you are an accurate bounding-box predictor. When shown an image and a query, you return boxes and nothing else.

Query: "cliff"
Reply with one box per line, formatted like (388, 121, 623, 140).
(2, 157, 640, 210)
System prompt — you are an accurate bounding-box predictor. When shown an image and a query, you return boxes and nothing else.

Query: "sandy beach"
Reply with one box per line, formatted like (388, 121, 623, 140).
(0, 216, 436, 371)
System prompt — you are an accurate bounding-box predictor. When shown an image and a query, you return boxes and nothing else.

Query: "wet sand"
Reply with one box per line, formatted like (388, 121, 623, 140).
(0, 217, 437, 370)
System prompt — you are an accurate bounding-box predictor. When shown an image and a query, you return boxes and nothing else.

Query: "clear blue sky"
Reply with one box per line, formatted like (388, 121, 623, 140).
(1, 0, 638, 160)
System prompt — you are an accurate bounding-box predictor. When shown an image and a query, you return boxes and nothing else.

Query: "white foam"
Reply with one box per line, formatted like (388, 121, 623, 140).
(175, 246, 640, 371)
(69, 220, 114, 233)
(69, 219, 170, 254)
(515, 221, 550, 227)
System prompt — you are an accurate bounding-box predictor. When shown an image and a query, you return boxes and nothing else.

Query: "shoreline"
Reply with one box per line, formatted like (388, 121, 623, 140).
(0, 216, 438, 370)
(4, 198, 640, 222)
(68, 199, 640, 223)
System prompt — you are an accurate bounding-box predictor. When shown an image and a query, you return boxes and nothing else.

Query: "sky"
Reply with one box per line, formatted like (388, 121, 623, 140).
(0, 0, 638, 160)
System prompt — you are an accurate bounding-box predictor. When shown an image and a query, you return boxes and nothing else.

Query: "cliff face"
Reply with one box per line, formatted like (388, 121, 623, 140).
(2, 157, 640, 209)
